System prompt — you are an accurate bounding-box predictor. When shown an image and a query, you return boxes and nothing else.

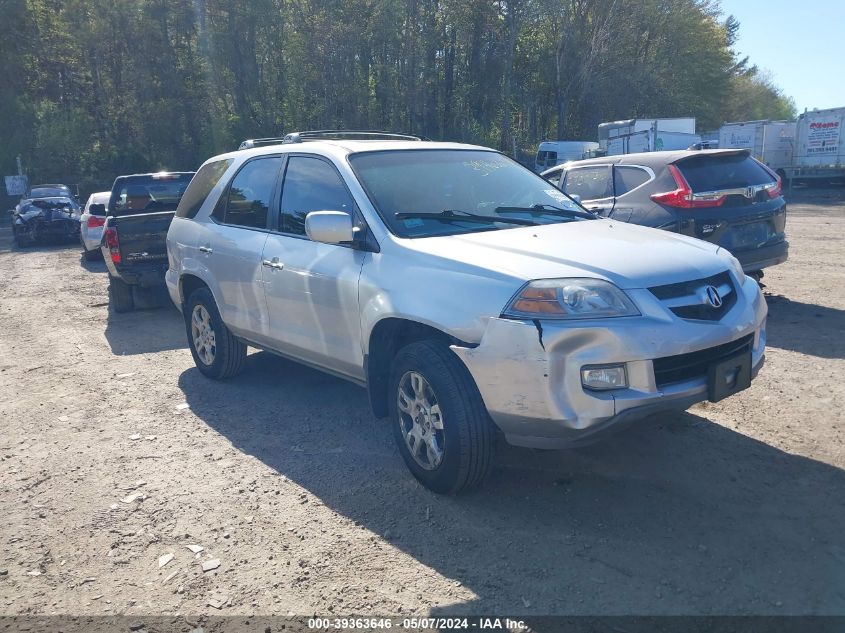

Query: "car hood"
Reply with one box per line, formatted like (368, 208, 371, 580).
(403, 219, 728, 289)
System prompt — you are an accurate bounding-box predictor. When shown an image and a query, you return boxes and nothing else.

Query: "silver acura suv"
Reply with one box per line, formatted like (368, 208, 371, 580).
(166, 131, 767, 494)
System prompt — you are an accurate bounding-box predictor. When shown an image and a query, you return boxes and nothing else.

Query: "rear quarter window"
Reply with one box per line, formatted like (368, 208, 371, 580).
(677, 154, 775, 192)
(176, 159, 234, 219)
(613, 166, 651, 196)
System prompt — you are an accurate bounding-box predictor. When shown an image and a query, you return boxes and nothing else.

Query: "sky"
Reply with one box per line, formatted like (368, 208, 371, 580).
(718, 0, 845, 112)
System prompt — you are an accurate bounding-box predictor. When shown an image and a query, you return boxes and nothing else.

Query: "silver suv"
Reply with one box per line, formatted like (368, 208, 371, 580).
(166, 131, 767, 493)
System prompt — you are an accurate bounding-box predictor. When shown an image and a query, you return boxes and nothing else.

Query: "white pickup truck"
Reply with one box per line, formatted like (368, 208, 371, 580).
(166, 131, 767, 494)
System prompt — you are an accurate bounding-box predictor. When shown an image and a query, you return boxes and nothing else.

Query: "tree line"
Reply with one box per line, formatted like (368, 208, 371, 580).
(0, 0, 795, 198)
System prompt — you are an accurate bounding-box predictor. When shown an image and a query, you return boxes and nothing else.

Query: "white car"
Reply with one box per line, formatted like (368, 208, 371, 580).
(80, 191, 111, 260)
(165, 131, 767, 494)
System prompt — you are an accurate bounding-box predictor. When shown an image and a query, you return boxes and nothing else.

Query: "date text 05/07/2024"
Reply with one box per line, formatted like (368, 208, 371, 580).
(307, 617, 529, 630)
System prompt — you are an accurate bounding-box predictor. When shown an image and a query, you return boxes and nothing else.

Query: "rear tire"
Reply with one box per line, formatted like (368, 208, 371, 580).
(185, 287, 246, 379)
(109, 276, 135, 313)
(389, 340, 495, 494)
(83, 247, 101, 261)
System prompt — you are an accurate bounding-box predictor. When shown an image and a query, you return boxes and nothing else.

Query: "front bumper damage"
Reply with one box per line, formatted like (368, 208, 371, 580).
(14, 213, 80, 243)
(451, 275, 767, 449)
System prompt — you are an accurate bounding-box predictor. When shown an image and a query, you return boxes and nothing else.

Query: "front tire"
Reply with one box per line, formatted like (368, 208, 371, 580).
(185, 287, 246, 379)
(389, 340, 495, 494)
(109, 276, 135, 312)
(13, 227, 33, 248)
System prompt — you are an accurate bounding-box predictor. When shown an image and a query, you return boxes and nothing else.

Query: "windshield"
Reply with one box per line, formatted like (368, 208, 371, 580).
(110, 173, 194, 216)
(29, 187, 69, 198)
(348, 149, 588, 238)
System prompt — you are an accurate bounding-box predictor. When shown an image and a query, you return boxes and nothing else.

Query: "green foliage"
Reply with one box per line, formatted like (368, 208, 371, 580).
(0, 0, 798, 190)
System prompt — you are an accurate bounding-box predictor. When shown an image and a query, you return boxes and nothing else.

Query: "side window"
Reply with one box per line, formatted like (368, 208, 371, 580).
(279, 156, 354, 236)
(613, 166, 651, 197)
(561, 166, 612, 201)
(544, 169, 562, 187)
(176, 159, 234, 219)
(221, 157, 283, 229)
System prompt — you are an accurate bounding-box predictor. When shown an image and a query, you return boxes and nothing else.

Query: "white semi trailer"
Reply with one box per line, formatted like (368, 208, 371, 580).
(598, 118, 700, 156)
(718, 120, 796, 178)
(789, 107, 845, 184)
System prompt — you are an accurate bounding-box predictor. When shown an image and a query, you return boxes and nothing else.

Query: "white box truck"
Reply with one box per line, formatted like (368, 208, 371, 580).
(598, 118, 700, 156)
(534, 140, 600, 172)
(789, 107, 845, 183)
(718, 120, 796, 178)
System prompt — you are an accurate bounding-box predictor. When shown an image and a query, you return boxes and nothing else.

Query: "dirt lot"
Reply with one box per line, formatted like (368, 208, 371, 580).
(1, 189, 843, 619)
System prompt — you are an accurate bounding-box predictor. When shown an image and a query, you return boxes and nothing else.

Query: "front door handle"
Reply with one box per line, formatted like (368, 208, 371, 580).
(262, 257, 284, 270)
(198, 245, 213, 254)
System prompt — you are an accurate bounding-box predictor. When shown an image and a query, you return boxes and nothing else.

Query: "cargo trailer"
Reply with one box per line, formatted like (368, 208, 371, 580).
(598, 118, 700, 156)
(789, 107, 845, 184)
(718, 120, 796, 178)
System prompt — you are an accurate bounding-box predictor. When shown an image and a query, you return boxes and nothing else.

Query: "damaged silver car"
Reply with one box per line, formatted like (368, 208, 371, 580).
(166, 131, 767, 494)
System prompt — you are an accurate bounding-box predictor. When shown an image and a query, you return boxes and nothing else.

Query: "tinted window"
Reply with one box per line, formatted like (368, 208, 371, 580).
(677, 154, 774, 192)
(613, 166, 651, 196)
(222, 157, 283, 229)
(536, 151, 558, 168)
(279, 157, 354, 236)
(176, 159, 233, 219)
(562, 166, 612, 200)
(110, 174, 193, 216)
(544, 170, 562, 187)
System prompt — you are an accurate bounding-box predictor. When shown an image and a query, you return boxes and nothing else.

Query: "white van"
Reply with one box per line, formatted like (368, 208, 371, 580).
(534, 141, 600, 172)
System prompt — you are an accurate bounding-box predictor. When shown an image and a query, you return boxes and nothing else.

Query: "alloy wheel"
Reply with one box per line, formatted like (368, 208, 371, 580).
(397, 371, 445, 470)
(191, 305, 217, 366)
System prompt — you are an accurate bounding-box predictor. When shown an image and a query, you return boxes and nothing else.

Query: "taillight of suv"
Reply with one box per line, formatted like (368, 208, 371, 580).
(650, 165, 725, 208)
(87, 216, 106, 228)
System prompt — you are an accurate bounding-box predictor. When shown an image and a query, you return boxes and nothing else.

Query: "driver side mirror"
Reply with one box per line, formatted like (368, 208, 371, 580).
(569, 194, 582, 204)
(305, 210, 354, 245)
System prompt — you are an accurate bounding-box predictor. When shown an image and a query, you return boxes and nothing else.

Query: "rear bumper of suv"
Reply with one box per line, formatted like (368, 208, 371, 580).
(451, 273, 767, 449)
(734, 239, 788, 272)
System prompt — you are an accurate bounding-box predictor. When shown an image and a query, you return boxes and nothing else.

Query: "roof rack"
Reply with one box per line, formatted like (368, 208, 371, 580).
(281, 130, 427, 143)
(238, 138, 288, 150)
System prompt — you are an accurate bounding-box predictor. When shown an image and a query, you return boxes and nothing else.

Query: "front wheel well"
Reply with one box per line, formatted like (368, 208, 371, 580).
(365, 318, 469, 418)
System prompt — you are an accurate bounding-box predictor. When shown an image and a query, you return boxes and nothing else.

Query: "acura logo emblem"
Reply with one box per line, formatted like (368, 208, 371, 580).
(705, 285, 723, 308)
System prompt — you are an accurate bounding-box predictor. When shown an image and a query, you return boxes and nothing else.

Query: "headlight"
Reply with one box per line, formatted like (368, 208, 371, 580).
(727, 254, 745, 282)
(502, 278, 640, 320)
(717, 249, 745, 282)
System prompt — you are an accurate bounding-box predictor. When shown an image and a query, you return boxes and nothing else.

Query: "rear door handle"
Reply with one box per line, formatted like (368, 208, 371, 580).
(262, 257, 284, 270)
(198, 246, 213, 254)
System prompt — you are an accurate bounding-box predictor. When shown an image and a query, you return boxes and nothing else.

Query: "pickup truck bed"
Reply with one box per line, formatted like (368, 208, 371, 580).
(102, 210, 175, 286)
(102, 210, 177, 312)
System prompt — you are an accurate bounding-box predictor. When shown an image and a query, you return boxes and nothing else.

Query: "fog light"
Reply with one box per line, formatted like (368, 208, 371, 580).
(581, 364, 628, 390)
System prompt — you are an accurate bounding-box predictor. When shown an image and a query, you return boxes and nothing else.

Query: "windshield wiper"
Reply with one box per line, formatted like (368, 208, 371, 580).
(494, 203, 597, 220)
(395, 209, 538, 226)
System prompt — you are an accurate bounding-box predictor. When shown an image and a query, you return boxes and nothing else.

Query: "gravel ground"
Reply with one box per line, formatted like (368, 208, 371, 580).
(0, 189, 843, 618)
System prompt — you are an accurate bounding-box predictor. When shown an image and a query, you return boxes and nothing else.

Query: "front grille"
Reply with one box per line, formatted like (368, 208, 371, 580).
(649, 271, 736, 321)
(652, 334, 753, 388)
